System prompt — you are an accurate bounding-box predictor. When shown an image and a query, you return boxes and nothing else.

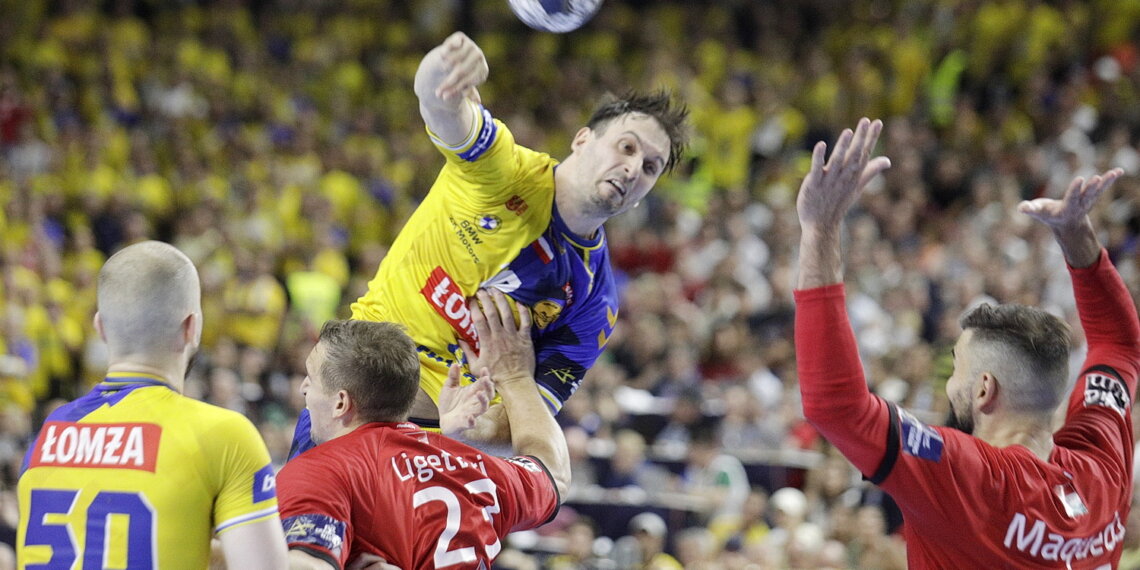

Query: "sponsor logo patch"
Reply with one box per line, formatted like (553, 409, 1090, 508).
(898, 409, 943, 462)
(1083, 371, 1130, 417)
(253, 463, 276, 502)
(532, 299, 563, 329)
(30, 422, 161, 472)
(476, 214, 501, 233)
(506, 456, 544, 473)
(421, 267, 480, 351)
(283, 514, 346, 558)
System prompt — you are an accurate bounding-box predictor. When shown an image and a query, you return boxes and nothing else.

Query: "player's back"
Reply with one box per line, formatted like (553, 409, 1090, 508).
(18, 374, 278, 569)
(278, 422, 558, 570)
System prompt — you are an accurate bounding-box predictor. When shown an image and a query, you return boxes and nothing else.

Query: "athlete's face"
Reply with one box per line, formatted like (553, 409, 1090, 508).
(301, 341, 339, 445)
(945, 331, 977, 435)
(568, 113, 670, 219)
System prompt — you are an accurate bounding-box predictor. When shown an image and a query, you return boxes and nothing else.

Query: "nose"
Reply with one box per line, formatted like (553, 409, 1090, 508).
(623, 155, 640, 181)
(300, 376, 310, 396)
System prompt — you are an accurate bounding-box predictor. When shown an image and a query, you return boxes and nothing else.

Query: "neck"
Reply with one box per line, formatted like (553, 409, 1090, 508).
(106, 361, 186, 393)
(554, 163, 602, 239)
(975, 413, 1055, 460)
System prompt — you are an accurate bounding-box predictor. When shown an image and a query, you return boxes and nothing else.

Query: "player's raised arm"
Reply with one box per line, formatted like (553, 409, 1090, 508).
(1021, 168, 1140, 410)
(470, 289, 571, 497)
(414, 31, 487, 147)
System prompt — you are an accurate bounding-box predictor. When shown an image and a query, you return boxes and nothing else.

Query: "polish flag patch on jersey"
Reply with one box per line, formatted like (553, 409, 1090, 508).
(29, 422, 161, 472)
(531, 237, 554, 264)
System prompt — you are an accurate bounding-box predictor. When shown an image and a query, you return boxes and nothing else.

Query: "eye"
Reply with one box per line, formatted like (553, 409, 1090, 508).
(643, 162, 658, 175)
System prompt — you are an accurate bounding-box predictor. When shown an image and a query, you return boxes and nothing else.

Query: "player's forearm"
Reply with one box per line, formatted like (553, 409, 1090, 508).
(288, 549, 337, 570)
(797, 225, 844, 290)
(414, 46, 474, 146)
(497, 375, 571, 497)
(219, 519, 290, 569)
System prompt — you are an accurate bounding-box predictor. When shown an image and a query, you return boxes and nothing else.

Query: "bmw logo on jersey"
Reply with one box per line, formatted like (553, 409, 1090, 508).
(476, 214, 501, 234)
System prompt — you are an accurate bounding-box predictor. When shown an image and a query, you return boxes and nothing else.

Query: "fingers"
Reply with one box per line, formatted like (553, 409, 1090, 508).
(858, 156, 892, 190)
(846, 117, 872, 165)
(516, 299, 532, 331)
(468, 293, 491, 340)
(810, 140, 827, 173)
(827, 128, 854, 172)
(489, 289, 513, 329)
(465, 86, 482, 106)
(445, 363, 461, 388)
(457, 338, 474, 361)
(435, 33, 488, 100)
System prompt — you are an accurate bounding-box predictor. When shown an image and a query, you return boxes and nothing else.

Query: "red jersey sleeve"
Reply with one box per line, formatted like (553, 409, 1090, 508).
(479, 454, 560, 535)
(1056, 250, 1140, 486)
(794, 283, 894, 479)
(277, 455, 353, 570)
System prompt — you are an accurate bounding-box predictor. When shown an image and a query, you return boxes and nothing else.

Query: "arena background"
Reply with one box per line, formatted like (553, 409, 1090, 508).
(2, 0, 1140, 567)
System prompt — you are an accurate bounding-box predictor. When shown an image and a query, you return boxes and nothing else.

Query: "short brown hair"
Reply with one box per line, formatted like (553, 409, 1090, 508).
(316, 320, 421, 422)
(587, 90, 689, 173)
(959, 304, 1071, 412)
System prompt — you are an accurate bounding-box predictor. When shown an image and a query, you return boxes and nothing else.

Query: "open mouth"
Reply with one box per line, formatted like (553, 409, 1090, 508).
(606, 179, 627, 197)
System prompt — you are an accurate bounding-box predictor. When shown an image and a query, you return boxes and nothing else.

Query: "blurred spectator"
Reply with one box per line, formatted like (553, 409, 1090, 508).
(678, 426, 750, 523)
(545, 517, 616, 570)
(598, 429, 673, 495)
(610, 512, 682, 570)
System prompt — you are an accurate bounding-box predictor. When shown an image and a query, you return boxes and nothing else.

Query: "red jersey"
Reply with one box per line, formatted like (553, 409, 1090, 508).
(276, 422, 559, 570)
(795, 250, 1140, 569)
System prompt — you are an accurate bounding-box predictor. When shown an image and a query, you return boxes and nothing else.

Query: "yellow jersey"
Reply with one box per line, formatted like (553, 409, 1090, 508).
(17, 373, 279, 568)
(351, 106, 556, 402)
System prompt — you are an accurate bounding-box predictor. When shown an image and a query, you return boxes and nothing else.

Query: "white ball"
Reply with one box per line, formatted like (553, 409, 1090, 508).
(507, 0, 604, 33)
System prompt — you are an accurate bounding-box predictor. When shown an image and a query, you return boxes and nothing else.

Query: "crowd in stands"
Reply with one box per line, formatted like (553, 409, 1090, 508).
(4, 0, 1140, 567)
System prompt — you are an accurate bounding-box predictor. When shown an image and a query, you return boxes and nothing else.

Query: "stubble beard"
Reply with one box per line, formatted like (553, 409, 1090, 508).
(944, 401, 975, 436)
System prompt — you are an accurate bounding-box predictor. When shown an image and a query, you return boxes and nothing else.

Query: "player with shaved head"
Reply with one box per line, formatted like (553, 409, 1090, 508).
(18, 241, 289, 568)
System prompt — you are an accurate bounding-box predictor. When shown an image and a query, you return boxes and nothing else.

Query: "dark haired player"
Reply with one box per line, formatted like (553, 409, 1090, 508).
(794, 118, 1139, 567)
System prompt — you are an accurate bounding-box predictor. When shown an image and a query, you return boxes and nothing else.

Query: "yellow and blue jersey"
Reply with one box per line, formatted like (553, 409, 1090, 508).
(17, 373, 278, 569)
(351, 104, 619, 414)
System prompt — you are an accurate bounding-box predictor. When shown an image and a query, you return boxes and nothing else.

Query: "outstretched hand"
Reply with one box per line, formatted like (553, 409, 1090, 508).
(796, 118, 891, 231)
(438, 363, 493, 436)
(1018, 168, 1123, 231)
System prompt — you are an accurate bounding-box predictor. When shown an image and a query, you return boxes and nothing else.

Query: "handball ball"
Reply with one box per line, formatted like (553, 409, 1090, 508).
(508, 0, 604, 33)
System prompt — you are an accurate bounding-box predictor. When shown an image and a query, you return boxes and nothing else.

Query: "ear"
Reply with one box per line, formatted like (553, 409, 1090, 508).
(181, 313, 200, 348)
(93, 312, 107, 343)
(976, 372, 1000, 414)
(332, 390, 353, 421)
(570, 126, 591, 152)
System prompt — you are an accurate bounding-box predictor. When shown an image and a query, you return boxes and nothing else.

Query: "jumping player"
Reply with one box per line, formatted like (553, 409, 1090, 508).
(793, 118, 1139, 567)
(17, 241, 288, 568)
(290, 31, 687, 449)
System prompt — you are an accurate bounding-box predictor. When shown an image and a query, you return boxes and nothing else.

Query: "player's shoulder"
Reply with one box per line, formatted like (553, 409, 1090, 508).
(172, 396, 261, 436)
